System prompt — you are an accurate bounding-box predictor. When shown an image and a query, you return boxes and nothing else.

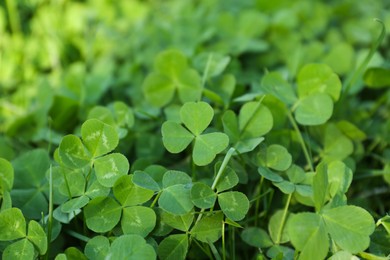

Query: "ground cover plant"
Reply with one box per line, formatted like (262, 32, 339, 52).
(1, 0, 390, 259)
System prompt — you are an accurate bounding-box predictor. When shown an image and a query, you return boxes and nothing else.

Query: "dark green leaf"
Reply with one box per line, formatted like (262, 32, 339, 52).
(241, 227, 273, 248)
(191, 212, 223, 243)
(218, 191, 249, 221)
(158, 234, 188, 260)
(190, 182, 217, 209)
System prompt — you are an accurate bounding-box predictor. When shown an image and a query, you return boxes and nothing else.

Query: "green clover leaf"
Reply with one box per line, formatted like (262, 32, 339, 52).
(162, 101, 229, 166)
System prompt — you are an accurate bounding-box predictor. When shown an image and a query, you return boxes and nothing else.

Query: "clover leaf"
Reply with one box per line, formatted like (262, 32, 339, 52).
(162, 101, 229, 166)
(143, 49, 202, 107)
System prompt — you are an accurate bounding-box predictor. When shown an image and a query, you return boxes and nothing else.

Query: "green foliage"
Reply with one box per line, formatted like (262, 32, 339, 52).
(1, 0, 389, 259)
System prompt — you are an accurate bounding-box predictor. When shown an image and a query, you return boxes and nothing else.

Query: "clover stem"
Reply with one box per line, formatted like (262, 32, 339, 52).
(222, 221, 226, 260)
(44, 165, 54, 260)
(341, 19, 385, 98)
(150, 192, 161, 208)
(5, 0, 21, 35)
(195, 147, 236, 225)
(286, 110, 314, 172)
(275, 192, 292, 245)
(254, 176, 264, 226)
(211, 147, 236, 190)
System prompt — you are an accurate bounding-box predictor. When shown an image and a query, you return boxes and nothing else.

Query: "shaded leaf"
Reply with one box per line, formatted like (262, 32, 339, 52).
(191, 212, 223, 243)
(218, 191, 249, 221)
(191, 182, 217, 209)
(158, 234, 188, 260)
(122, 206, 156, 237)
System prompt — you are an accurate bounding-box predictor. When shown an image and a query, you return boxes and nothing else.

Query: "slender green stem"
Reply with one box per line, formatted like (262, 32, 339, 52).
(201, 53, 213, 88)
(44, 165, 54, 260)
(65, 230, 90, 242)
(354, 169, 390, 180)
(341, 19, 386, 97)
(254, 176, 264, 226)
(222, 221, 226, 260)
(211, 147, 236, 190)
(150, 192, 161, 208)
(5, 0, 21, 35)
(275, 193, 292, 245)
(286, 110, 314, 172)
(195, 147, 236, 225)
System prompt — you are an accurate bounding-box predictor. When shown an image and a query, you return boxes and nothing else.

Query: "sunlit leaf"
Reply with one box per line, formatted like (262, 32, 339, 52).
(81, 119, 119, 157)
(94, 153, 130, 187)
(84, 196, 122, 233)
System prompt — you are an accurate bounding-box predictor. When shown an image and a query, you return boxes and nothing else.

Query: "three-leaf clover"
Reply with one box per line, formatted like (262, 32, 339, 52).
(143, 49, 202, 107)
(162, 101, 229, 166)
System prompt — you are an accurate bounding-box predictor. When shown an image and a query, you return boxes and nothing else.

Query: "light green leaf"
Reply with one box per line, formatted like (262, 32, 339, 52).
(107, 234, 156, 260)
(113, 175, 154, 207)
(161, 210, 194, 232)
(27, 220, 47, 255)
(266, 245, 295, 260)
(261, 71, 297, 105)
(180, 101, 214, 136)
(218, 191, 249, 221)
(336, 120, 366, 141)
(84, 236, 110, 260)
(297, 63, 342, 101)
(61, 196, 90, 213)
(87, 106, 115, 126)
(85, 180, 110, 199)
(313, 162, 329, 212)
(273, 181, 295, 194)
(258, 166, 284, 182)
(222, 110, 240, 144)
(241, 227, 273, 248)
(239, 101, 273, 139)
(162, 121, 194, 153)
(176, 69, 202, 103)
(122, 206, 156, 237)
(323, 124, 353, 162)
(323, 43, 354, 75)
(84, 196, 122, 233)
(3, 238, 35, 260)
(322, 205, 375, 253)
(195, 52, 231, 79)
(287, 212, 329, 260)
(159, 184, 193, 215)
(266, 144, 292, 171)
(158, 234, 188, 260)
(112, 101, 135, 128)
(328, 251, 357, 260)
(94, 153, 129, 187)
(328, 161, 353, 196)
(143, 73, 175, 107)
(0, 208, 26, 240)
(215, 165, 239, 193)
(162, 170, 192, 188)
(191, 182, 217, 209)
(0, 158, 13, 191)
(155, 49, 188, 77)
(191, 212, 223, 243)
(81, 119, 119, 157)
(364, 67, 390, 88)
(58, 167, 86, 197)
(286, 165, 306, 184)
(58, 135, 90, 168)
(133, 171, 161, 191)
(268, 210, 290, 244)
(295, 93, 333, 126)
(235, 137, 265, 154)
(193, 132, 229, 166)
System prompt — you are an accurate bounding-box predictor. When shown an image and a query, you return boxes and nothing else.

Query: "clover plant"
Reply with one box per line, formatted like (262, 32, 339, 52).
(1, 0, 390, 259)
